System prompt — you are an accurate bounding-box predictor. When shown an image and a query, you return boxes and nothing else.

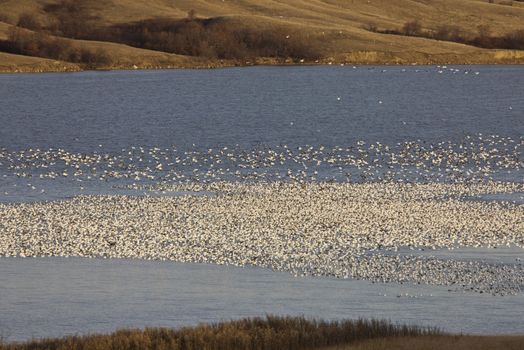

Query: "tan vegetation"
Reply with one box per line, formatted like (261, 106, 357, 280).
(99, 18, 323, 60)
(0, 0, 523, 71)
(0, 51, 80, 72)
(371, 20, 524, 50)
(1, 26, 112, 67)
(1, 316, 522, 350)
(323, 335, 524, 350)
(0, 316, 439, 350)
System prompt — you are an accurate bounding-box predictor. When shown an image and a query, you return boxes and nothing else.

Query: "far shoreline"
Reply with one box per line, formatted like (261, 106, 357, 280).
(2, 49, 524, 74)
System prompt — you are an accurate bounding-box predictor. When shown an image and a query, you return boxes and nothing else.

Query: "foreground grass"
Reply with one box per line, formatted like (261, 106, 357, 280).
(324, 335, 524, 350)
(1, 316, 522, 350)
(0, 316, 439, 350)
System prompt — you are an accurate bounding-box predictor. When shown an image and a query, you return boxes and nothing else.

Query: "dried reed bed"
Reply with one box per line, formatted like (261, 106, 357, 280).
(323, 335, 524, 350)
(0, 316, 439, 350)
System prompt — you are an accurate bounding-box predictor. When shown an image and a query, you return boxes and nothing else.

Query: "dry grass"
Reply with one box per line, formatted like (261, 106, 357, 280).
(0, 22, 233, 72)
(0, 316, 440, 350)
(1, 0, 524, 70)
(0, 51, 80, 72)
(369, 20, 524, 50)
(1, 316, 522, 350)
(323, 335, 524, 350)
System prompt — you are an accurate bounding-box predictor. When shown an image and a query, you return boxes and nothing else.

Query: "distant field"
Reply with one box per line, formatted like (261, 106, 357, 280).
(0, 0, 523, 71)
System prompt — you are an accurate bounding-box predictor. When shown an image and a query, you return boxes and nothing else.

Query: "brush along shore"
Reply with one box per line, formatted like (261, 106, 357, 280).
(1, 316, 523, 350)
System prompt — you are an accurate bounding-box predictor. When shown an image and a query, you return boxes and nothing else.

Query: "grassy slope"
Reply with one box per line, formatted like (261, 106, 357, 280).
(0, 21, 78, 72)
(0, 51, 79, 72)
(0, 20, 230, 72)
(1, 0, 524, 71)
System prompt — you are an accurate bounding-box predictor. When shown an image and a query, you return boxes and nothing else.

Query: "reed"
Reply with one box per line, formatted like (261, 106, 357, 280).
(0, 316, 440, 350)
(323, 335, 524, 350)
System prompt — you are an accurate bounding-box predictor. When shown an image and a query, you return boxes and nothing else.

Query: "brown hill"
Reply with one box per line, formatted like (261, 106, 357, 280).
(1, 0, 524, 72)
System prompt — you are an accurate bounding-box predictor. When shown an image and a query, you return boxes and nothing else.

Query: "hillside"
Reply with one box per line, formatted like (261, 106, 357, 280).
(1, 0, 524, 72)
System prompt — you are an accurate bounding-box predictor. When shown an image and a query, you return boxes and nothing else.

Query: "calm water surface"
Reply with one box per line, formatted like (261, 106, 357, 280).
(1, 65, 523, 152)
(1, 257, 523, 341)
(0, 66, 523, 340)
(1, 65, 523, 202)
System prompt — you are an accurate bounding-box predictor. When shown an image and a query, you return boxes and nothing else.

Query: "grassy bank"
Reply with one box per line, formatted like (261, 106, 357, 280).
(0, 316, 439, 350)
(1, 0, 524, 71)
(1, 316, 523, 350)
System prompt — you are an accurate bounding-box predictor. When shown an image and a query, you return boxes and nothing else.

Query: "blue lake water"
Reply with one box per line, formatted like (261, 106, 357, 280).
(1, 65, 523, 203)
(1, 65, 523, 152)
(0, 66, 523, 340)
(0, 257, 523, 342)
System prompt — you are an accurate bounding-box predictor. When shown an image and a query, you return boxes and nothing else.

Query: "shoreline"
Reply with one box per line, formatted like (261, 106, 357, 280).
(2, 49, 524, 74)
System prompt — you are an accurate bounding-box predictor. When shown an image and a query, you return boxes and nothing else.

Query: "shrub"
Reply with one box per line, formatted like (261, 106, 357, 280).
(402, 20, 422, 36)
(90, 17, 322, 60)
(501, 29, 524, 49)
(367, 20, 524, 51)
(43, 0, 97, 39)
(433, 25, 465, 42)
(0, 13, 11, 23)
(0, 27, 112, 66)
(17, 13, 42, 31)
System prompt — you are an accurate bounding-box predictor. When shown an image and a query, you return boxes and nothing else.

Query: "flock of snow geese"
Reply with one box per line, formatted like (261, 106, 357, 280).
(0, 134, 523, 295)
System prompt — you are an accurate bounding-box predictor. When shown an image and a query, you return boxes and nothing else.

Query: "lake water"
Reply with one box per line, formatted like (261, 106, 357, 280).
(1, 257, 523, 342)
(1, 65, 523, 202)
(0, 66, 523, 340)
(1, 66, 523, 152)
